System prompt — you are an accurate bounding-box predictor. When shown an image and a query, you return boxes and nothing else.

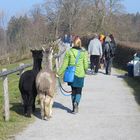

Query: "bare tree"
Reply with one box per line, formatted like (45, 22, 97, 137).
(0, 11, 7, 56)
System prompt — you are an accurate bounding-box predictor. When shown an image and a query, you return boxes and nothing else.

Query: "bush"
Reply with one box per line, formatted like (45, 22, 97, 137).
(114, 41, 140, 70)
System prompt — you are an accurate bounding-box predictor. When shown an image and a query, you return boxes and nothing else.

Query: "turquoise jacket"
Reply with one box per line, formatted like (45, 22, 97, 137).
(58, 47, 88, 77)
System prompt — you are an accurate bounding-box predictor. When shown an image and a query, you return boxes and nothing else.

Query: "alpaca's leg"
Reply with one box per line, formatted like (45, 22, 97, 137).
(26, 92, 33, 117)
(39, 94, 45, 119)
(27, 107, 32, 117)
(23, 104, 27, 115)
(44, 96, 51, 119)
(32, 96, 36, 112)
(44, 97, 53, 119)
(21, 93, 27, 115)
(32, 91, 37, 112)
(44, 99, 48, 119)
(40, 99, 44, 119)
(49, 99, 54, 117)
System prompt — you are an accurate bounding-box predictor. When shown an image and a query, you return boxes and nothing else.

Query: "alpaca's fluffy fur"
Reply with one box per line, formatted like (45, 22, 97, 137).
(36, 70, 56, 120)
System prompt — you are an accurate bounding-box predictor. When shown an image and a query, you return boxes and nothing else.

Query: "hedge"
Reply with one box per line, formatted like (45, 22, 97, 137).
(114, 41, 140, 70)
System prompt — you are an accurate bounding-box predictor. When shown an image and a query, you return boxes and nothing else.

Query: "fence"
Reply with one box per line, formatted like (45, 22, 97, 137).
(0, 63, 32, 121)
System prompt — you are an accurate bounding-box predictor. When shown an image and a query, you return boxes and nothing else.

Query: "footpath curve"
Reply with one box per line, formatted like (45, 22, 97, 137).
(14, 68, 140, 140)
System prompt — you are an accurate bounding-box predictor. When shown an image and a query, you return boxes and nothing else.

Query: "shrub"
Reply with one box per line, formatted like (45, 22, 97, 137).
(114, 41, 140, 69)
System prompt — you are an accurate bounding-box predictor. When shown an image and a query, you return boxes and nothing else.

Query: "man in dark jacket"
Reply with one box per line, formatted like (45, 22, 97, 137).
(103, 36, 116, 75)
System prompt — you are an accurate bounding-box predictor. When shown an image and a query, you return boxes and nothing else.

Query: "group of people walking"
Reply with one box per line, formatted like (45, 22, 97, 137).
(57, 33, 116, 114)
(88, 33, 116, 75)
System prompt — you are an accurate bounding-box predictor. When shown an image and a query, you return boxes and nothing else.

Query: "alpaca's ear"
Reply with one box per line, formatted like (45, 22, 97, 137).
(42, 47, 45, 52)
(50, 47, 53, 53)
(50, 47, 52, 51)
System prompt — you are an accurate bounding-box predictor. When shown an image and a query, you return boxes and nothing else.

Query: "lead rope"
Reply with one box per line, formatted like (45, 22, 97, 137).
(57, 77, 72, 96)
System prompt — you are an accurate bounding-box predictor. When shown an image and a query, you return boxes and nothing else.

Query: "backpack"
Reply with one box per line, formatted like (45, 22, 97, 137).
(110, 41, 116, 56)
(104, 42, 116, 59)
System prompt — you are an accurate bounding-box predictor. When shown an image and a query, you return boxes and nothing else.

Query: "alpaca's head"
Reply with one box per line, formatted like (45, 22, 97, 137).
(31, 49, 43, 60)
(42, 47, 53, 70)
(42, 46, 53, 56)
(30, 49, 43, 70)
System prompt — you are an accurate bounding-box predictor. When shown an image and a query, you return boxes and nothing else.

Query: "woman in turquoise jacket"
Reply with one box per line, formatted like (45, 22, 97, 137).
(58, 36, 88, 114)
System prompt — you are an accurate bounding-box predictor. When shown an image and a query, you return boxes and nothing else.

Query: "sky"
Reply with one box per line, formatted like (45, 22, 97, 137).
(0, 0, 44, 15)
(122, 0, 140, 13)
(0, 0, 44, 25)
(0, 0, 140, 26)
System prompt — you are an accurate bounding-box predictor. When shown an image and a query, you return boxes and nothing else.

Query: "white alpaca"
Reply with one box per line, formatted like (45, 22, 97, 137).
(36, 47, 56, 120)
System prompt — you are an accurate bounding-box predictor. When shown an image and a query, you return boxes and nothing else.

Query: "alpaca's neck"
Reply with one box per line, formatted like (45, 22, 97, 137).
(44, 53, 52, 70)
(33, 59, 42, 72)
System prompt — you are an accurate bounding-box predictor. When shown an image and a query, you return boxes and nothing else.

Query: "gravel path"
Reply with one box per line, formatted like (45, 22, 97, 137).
(14, 68, 140, 140)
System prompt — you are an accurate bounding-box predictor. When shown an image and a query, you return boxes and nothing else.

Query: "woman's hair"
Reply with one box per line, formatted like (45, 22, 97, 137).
(99, 34, 105, 41)
(73, 36, 81, 47)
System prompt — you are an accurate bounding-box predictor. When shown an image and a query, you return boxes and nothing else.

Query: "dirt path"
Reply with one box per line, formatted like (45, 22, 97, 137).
(14, 68, 140, 140)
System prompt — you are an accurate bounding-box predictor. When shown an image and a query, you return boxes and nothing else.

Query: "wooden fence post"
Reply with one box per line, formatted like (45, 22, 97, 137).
(0, 63, 32, 121)
(2, 68, 10, 121)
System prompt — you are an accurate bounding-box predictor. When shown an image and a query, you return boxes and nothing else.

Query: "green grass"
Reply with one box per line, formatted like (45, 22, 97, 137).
(115, 67, 140, 106)
(0, 59, 35, 140)
(124, 76, 140, 105)
(0, 59, 32, 70)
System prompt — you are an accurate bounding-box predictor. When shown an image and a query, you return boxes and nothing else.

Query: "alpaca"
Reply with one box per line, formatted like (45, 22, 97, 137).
(36, 47, 56, 120)
(19, 50, 43, 117)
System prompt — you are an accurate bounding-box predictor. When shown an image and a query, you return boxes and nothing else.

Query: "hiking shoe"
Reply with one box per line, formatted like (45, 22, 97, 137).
(72, 102, 78, 114)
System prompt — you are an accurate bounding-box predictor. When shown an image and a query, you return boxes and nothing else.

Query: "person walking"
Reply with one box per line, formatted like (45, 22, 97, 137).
(99, 34, 105, 45)
(109, 34, 117, 54)
(88, 33, 103, 74)
(99, 34, 105, 69)
(57, 36, 88, 114)
(62, 34, 71, 50)
(103, 36, 115, 75)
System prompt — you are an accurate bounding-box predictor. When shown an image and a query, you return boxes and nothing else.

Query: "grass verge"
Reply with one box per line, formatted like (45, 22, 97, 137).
(124, 76, 140, 105)
(115, 67, 140, 106)
(0, 59, 35, 140)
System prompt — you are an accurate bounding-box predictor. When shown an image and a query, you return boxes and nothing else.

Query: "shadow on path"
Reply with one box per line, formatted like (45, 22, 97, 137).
(10, 102, 42, 119)
(10, 102, 24, 116)
(33, 102, 72, 120)
(112, 74, 127, 79)
(53, 101, 72, 113)
(10, 101, 72, 120)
